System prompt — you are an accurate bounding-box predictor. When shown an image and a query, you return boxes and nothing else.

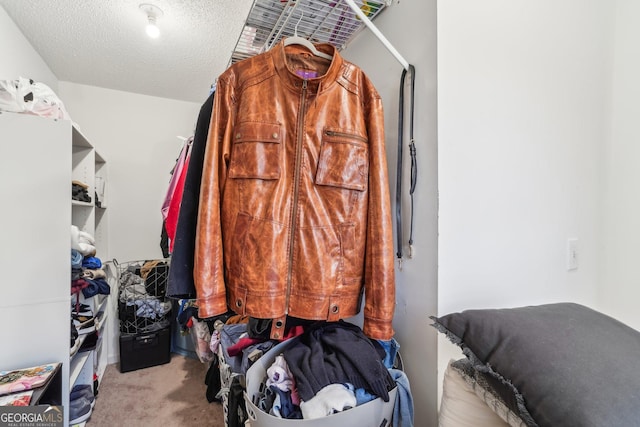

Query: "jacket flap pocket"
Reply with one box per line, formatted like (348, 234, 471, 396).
(233, 122, 282, 143)
(229, 122, 282, 180)
(315, 129, 368, 191)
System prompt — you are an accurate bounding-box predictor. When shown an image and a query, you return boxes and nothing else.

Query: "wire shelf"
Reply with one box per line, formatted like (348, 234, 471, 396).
(230, 0, 388, 65)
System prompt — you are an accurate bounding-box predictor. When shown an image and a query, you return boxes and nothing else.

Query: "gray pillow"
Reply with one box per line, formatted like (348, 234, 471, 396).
(431, 303, 640, 427)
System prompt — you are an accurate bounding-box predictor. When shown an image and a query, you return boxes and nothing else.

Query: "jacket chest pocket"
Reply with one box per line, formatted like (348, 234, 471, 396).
(315, 128, 369, 191)
(228, 122, 282, 179)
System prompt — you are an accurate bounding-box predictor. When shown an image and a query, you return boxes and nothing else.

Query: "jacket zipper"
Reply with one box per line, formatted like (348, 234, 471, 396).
(324, 130, 368, 142)
(285, 79, 308, 313)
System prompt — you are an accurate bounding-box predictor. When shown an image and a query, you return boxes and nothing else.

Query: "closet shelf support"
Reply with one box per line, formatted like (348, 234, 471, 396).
(342, 0, 409, 70)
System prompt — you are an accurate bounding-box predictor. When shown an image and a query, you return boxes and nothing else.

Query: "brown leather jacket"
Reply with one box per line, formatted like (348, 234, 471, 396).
(194, 41, 395, 340)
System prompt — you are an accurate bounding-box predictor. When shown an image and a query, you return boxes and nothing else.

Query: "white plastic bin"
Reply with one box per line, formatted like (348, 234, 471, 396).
(244, 339, 397, 427)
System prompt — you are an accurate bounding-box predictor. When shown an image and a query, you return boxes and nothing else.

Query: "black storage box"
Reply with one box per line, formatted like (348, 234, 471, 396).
(119, 327, 171, 373)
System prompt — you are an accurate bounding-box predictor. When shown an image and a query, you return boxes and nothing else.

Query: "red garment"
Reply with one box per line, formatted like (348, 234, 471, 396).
(226, 325, 306, 357)
(227, 337, 262, 357)
(283, 325, 305, 340)
(166, 151, 191, 252)
(71, 279, 89, 313)
(71, 278, 89, 294)
(162, 143, 190, 220)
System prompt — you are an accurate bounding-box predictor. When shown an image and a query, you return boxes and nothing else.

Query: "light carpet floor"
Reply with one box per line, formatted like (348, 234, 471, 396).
(86, 354, 225, 427)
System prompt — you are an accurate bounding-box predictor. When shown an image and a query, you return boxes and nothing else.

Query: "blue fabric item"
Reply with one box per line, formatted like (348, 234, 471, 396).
(378, 338, 400, 369)
(71, 249, 83, 268)
(81, 278, 110, 298)
(70, 384, 94, 402)
(354, 386, 376, 405)
(270, 385, 302, 419)
(82, 256, 102, 269)
(69, 396, 92, 423)
(126, 298, 168, 319)
(220, 323, 248, 374)
(389, 368, 414, 427)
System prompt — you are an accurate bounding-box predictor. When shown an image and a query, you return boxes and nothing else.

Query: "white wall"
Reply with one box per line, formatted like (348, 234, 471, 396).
(58, 82, 201, 264)
(0, 5, 58, 89)
(342, 1, 438, 425)
(601, 0, 640, 331)
(437, 0, 613, 401)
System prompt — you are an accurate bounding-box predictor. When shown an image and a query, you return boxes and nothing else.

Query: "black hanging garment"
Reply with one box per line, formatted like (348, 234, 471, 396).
(160, 222, 170, 258)
(167, 91, 215, 298)
(204, 356, 222, 403)
(227, 375, 247, 427)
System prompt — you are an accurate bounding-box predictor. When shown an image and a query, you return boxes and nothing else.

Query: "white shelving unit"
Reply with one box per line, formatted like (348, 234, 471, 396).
(92, 293, 110, 385)
(1, 111, 72, 424)
(71, 121, 110, 424)
(69, 351, 92, 387)
(0, 111, 109, 426)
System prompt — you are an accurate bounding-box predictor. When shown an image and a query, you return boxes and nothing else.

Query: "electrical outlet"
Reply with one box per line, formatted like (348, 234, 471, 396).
(567, 238, 578, 271)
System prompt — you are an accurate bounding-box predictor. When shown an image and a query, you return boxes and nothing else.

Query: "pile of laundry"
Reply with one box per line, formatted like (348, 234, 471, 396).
(118, 262, 171, 334)
(253, 322, 397, 420)
(207, 317, 413, 424)
(70, 226, 109, 300)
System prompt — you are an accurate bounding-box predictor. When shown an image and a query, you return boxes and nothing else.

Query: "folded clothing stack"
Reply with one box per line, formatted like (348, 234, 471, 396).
(71, 226, 96, 257)
(72, 180, 91, 203)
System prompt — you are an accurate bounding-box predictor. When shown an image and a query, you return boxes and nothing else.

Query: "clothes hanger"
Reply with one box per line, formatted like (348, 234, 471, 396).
(283, 10, 333, 61)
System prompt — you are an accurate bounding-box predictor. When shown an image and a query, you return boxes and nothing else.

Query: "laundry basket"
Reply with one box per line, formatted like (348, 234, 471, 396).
(243, 338, 397, 427)
(115, 259, 172, 372)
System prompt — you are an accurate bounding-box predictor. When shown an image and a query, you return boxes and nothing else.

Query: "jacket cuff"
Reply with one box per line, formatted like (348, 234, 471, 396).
(363, 317, 394, 341)
(196, 294, 228, 319)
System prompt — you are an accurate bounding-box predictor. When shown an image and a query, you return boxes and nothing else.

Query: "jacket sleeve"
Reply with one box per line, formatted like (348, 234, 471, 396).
(194, 77, 234, 318)
(362, 77, 396, 340)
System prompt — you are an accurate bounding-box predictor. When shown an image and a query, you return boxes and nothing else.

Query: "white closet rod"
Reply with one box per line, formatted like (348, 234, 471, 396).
(342, 0, 409, 70)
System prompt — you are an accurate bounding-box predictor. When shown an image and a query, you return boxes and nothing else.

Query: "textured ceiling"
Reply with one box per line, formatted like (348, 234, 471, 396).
(0, 0, 254, 103)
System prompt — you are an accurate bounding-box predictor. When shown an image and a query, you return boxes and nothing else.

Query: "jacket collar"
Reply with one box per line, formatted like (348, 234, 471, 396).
(271, 40, 343, 93)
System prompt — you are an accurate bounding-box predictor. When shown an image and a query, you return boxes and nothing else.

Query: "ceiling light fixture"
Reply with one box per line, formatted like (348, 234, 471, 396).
(140, 3, 163, 39)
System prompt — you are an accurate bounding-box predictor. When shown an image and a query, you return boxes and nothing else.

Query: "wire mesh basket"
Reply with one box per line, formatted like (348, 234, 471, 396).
(115, 259, 172, 335)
